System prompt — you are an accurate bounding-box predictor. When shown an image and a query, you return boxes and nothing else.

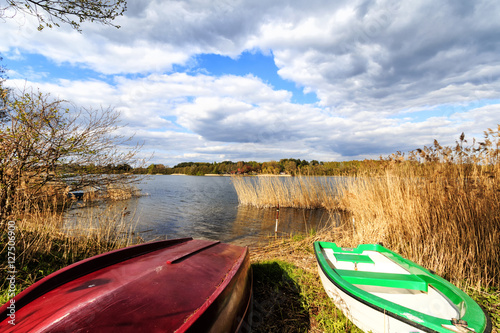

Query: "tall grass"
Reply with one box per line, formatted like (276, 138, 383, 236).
(233, 127, 500, 288)
(231, 175, 340, 209)
(335, 128, 500, 287)
(335, 167, 500, 288)
(0, 194, 142, 302)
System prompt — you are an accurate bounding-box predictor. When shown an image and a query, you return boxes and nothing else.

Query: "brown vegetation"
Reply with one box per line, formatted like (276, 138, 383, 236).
(0, 87, 144, 225)
(232, 176, 340, 209)
(0, 200, 141, 303)
(335, 128, 500, 288)
(236, 126, 500, 288)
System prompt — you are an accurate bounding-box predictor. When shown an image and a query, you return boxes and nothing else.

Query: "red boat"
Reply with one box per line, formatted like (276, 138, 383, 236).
(0, 238, 253, 332)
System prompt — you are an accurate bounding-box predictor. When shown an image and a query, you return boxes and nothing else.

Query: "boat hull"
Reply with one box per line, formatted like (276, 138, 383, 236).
(314, 242, 491, 333)
(318, 263, 427, 333)
(0, 238, 253, 332)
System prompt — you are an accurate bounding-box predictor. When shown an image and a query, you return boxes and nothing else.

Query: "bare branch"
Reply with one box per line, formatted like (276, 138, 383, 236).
(2, 0, 127, 31)
(0, 88, 145, 222)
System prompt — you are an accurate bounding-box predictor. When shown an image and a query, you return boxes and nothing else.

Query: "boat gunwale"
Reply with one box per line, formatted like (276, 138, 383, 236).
(314, 241, 492, 333)
(176, 246, 252, 332)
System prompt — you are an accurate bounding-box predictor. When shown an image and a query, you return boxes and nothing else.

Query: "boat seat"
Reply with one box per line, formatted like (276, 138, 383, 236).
(335, 269, 428, 292)
(333, 253, 374, 264)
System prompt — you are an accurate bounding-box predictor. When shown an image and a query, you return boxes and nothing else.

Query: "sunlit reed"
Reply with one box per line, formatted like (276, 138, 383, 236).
(231, 175, 340, 209)
(233, 126, 500, 288)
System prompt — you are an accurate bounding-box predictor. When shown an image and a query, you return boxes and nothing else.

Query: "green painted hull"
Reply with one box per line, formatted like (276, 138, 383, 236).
(314, 242, 492, 333)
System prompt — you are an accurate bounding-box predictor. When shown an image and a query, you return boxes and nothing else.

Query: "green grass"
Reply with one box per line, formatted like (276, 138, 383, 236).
(251, 261, 310, 332)
(465, 286, 500, 330)
(251, 234, 500, 332)
(251, 258, 363, 332)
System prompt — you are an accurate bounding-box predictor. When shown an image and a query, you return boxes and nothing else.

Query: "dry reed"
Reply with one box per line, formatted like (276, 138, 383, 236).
(3, 182, 142, 269)
(331, 129, 500, 288)
(233, 127, 500, 288)
(14, 205, 138, 264)
(0, 196, 142, 299)
(231, 175, 341, 209)
(334, 163, 500, 288)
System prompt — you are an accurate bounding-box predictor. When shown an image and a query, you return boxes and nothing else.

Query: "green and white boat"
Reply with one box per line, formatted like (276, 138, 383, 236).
(314, 242, 491, 333)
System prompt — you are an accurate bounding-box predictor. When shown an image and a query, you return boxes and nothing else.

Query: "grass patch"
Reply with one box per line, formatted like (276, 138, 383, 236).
(464, 286, 500, 330)
(250, 233, 500, 332)
(0, 203, 142, 304)
(251, 260, 310, 332)
(250, 235, 363, 332)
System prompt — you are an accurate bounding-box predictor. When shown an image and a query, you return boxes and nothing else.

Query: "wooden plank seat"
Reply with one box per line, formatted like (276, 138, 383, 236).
(333, 253, 374, 264)
(336, 269, 428, 292)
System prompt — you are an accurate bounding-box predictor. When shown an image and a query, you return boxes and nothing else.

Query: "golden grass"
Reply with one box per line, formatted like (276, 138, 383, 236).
(73, 184, 142, 203)
(106, 183, 142, 201)
(16, 205, 138, 264)
(4, 182, 142, 260)
(334, 128, 500, 288)
(0, 199, 142, 299)
(231, 175, 340, 209)
(234, 127, 500, 288)
(332, 166, 500, 288)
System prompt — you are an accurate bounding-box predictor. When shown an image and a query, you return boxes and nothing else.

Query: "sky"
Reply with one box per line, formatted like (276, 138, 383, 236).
(1, 0, 500, 167)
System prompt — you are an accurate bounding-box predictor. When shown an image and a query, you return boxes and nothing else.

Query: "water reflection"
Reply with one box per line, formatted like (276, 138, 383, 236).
(64, 175, 342, 246)
(229, 206, 337, 245)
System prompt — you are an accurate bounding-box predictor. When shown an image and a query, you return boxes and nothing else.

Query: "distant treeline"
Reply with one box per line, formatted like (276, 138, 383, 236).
(56, 126, 500, 178)
(129, 159, 384, 176)
(59, 159, 375, 176)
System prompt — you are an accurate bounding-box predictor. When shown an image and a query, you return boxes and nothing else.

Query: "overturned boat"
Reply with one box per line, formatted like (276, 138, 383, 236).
(0, 238, 253, 332)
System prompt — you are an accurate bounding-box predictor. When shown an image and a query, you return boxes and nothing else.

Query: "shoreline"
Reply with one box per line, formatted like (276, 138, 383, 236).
(166, 173, 294, 177)
(2, 231, 498, 331)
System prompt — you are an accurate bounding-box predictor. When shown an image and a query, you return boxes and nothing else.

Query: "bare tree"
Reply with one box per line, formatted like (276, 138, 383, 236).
(0, 0, 138, 224)
(0, 84, 5, 123)
(1, 0, 127, 31)
(0, 87, 143, 223)
(0, 56, 7, 122)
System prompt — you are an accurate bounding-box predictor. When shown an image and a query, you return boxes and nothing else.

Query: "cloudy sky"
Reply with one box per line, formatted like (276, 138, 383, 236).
(1, 0, 500, 166)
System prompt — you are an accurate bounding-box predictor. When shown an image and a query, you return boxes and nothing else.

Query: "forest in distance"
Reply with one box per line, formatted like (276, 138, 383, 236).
(60, 127, 500, 177)
(62, 158, 375, 176)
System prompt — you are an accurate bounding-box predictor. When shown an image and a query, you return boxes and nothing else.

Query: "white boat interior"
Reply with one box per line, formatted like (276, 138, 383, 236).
(322, 248, 460, 320)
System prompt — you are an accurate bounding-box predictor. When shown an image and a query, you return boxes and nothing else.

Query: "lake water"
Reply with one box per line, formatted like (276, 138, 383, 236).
(66, 175, 337, 246)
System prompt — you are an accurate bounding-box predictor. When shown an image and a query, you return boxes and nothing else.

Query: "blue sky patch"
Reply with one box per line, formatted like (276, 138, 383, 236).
(5, 52, 113, 84)
(194, 52, 318, 104)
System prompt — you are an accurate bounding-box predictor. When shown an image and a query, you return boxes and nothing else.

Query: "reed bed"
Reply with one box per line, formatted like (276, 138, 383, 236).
(106, 183, 142, 201)
(71, 183, 142, 203)
(334, 167, 500, 288)
(0, 199, 141, 302)
(231, 175, 341, 209)
(334, 129, 500, 288)
(234, 128, 500, 288)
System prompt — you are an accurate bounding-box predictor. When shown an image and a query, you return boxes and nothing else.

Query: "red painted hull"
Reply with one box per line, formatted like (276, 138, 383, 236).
(0, 238, 253, 332)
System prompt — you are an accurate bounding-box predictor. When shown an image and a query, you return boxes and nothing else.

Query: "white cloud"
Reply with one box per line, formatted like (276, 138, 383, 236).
(2, 0, 500, 165)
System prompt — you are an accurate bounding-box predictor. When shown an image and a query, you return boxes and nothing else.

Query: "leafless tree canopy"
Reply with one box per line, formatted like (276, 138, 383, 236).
(0, 87, 144, 222)
(1, 0, 127, 31)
